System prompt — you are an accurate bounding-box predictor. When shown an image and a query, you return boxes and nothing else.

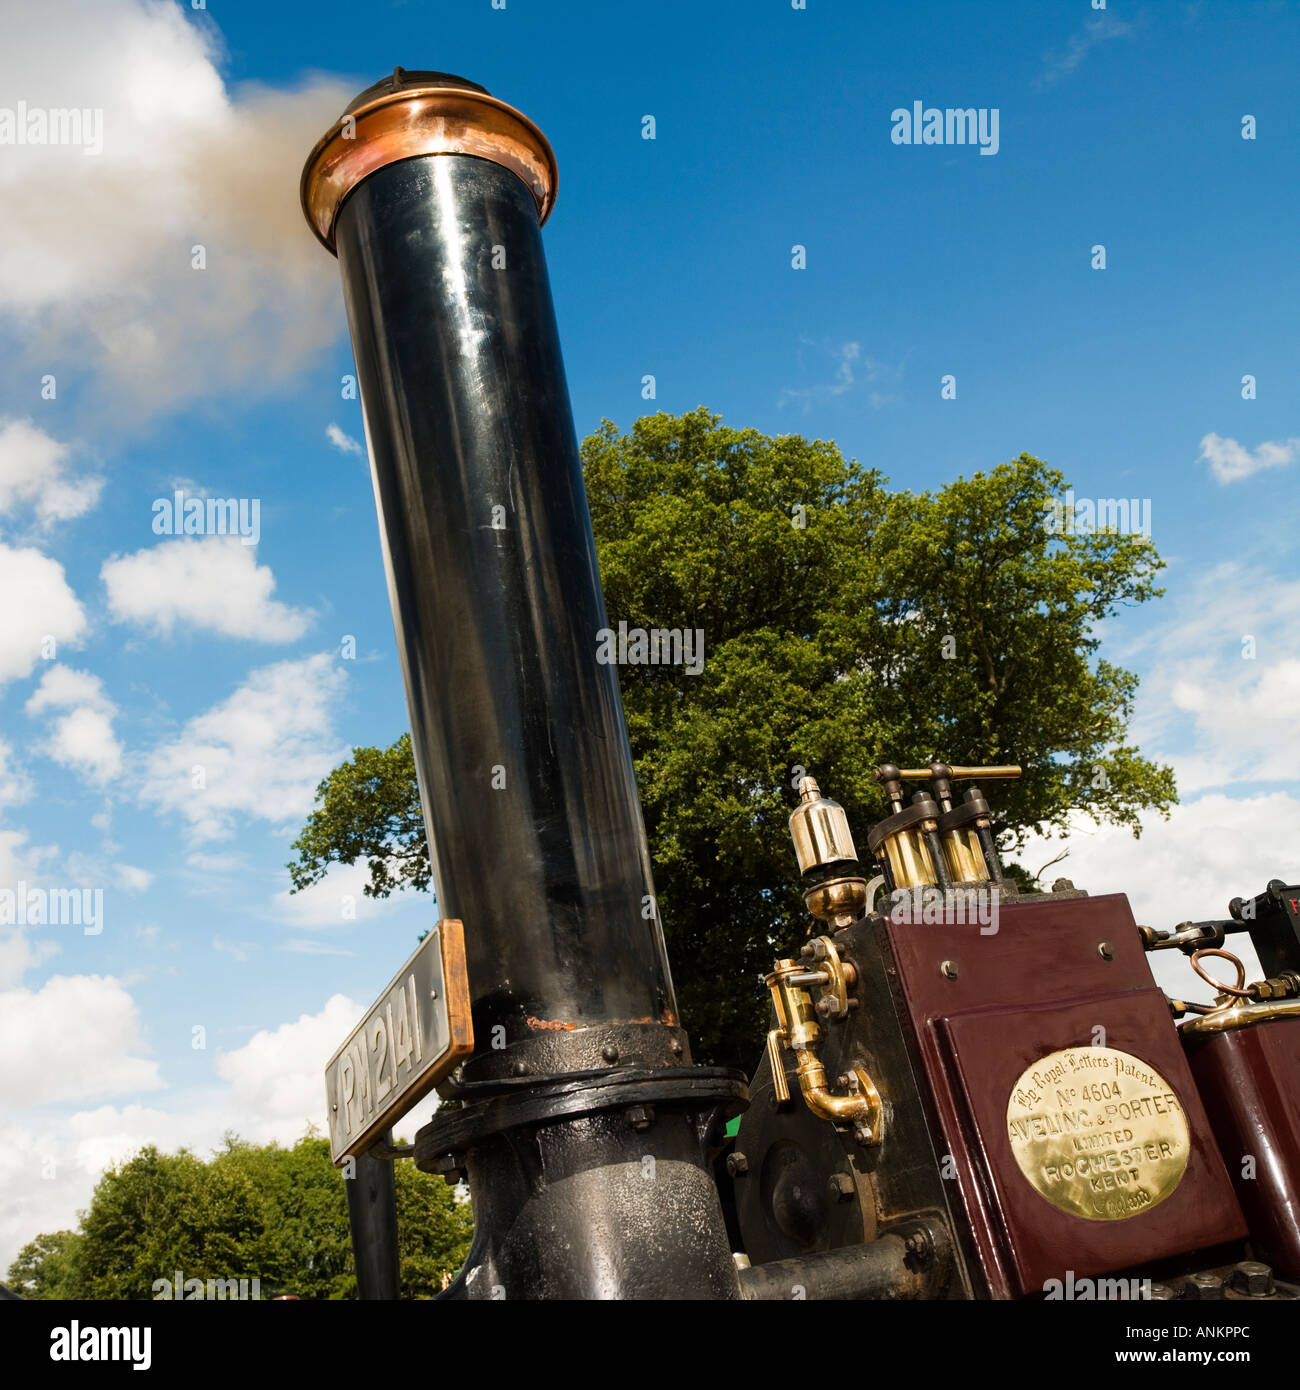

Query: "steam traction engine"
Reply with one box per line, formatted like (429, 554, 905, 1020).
(302, 70, 1300, 1301)
(733, 767, 1300, 1300)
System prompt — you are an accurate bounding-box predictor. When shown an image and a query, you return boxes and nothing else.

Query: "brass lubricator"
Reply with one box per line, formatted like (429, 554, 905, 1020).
(867, 761, 1021, 891)
(789, 776, 870, 927)
(765, 935, 883, 1145)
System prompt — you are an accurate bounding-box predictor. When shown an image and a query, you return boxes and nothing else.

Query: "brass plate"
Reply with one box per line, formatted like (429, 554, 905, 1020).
(1006, 1046, 1189, 1221)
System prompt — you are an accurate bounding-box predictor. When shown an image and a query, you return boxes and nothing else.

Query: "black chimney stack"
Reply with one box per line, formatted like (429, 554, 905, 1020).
(302, 70, 744, 1298)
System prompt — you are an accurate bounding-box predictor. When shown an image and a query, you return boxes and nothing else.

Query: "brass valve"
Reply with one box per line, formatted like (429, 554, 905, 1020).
(764, 935, 883, 1145)
(868, 761, 1020, 890)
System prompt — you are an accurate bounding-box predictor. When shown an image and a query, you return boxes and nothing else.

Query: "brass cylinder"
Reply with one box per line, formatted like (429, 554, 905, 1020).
(789, 776, 859, 876)
(941, 826, 989, 883)
(882, 826, 938, 889)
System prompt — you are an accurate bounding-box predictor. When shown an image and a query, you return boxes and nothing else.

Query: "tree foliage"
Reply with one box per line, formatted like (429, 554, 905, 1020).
(6, 1134, 472, 1301)
(287, 409, 1175, 1070)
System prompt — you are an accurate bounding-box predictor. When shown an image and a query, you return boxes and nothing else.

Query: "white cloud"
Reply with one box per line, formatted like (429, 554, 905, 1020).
(138, 653, 348, 842)
(281, 939, 353, 956)
(25, 664, 123, 784)
(326, 423, 362, 456)
(0, 974, 163, 1108)
(1198, 433, 1299, 484)
(0, 418, 103, 528)
(0, 931, 59, 989)
(0, 543, 86, 685)
(214, 993, 362, 1141)
(0, 739, 32, 810)
(779, 339, 903, 411)
(1035, 13, 1134, 89)
(101, 536, 313, 642)
(1116, 562, 1300, 794)
(0, 0, 351, 425)
(114, 864, 153, 893)
(212, 935, 256, 962)
(272, 859, 403, 929)
(1019, 792, 1299, 1003)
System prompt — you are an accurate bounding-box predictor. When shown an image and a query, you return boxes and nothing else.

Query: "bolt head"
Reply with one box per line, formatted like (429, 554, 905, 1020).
(941, 959, 960, 980)
(1184, 1272, 1225, 1300)
(625, 1104, 654, 1131)
(601, 1043, 619, 1063)
(1230, 1261, 1273, 1297)
(828, 1172, 854, 1202)
(1098, 941, 1115, 960)
(726, 1151, 749, 1177)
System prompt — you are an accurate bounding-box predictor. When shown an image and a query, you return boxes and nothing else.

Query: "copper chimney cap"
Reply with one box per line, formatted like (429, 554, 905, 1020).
(300, 66, 558, 254)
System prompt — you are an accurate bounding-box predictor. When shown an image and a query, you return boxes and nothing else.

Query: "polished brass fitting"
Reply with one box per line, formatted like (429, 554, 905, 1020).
(764, 937, 882, 1145)
(788, 776, 868, 925)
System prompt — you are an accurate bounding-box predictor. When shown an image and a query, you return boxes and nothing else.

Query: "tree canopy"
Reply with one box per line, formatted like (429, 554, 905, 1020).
(287, 409, 1175, 1070)
(6, 1134, 472, 1300)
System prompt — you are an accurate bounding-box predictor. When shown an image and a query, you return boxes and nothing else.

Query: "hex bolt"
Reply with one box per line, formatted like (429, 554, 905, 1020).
(726, 1151, 749, 1178)
(1147, 1283, 1176, 1301)
(828, 1172, 855, 1203)
(903, 1229, 932, 1266)
(625, 1104, 654, 1131)
(941, 960, 960, 981)
(434, 1153, 465, 1186)
(815, 999, 832, 1019)
(1098, 941, 1116, 961)
(1183, 1272, 1225, 1300)
(1229, 1261, 1273, 1297)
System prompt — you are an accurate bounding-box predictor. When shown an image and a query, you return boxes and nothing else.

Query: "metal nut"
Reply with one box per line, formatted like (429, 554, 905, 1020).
(726, 1151, 749, 1177)
(1229, 1261, 1273, 1297)
(434, 1153, 465, 1186)
(828, 1172, 855, 1202)
(625, 1104, 654, 1131)
(1183, 1272, 1225, 1300)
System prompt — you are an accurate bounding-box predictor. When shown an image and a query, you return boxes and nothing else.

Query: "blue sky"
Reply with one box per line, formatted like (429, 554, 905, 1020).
(1, 0, 1297, 1265)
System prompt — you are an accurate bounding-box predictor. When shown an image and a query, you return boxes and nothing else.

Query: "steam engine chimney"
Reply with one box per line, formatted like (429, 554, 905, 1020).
(302, 70, 744, 1298)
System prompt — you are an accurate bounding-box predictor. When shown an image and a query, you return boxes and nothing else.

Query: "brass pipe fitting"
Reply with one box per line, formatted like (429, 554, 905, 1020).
(764, 939, 882, 1145)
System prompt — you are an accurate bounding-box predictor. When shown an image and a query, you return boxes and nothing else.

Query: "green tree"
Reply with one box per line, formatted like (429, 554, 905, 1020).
(287, 409, 1175, 1070)
(4, 1230, 83, 1300)
(7, 1134, 473, 1300)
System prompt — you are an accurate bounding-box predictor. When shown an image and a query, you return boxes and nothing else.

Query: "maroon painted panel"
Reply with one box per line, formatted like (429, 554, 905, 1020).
(1185, 1017, 1300, 1280)
(883, 893, 1246, 1297)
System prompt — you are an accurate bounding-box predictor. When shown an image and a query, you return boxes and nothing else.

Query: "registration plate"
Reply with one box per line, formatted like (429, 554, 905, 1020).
(324, 918, 473, 1164)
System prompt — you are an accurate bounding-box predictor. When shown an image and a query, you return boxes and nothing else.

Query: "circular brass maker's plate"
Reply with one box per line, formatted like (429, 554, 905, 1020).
(1006, 1046, 1189, 1221)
